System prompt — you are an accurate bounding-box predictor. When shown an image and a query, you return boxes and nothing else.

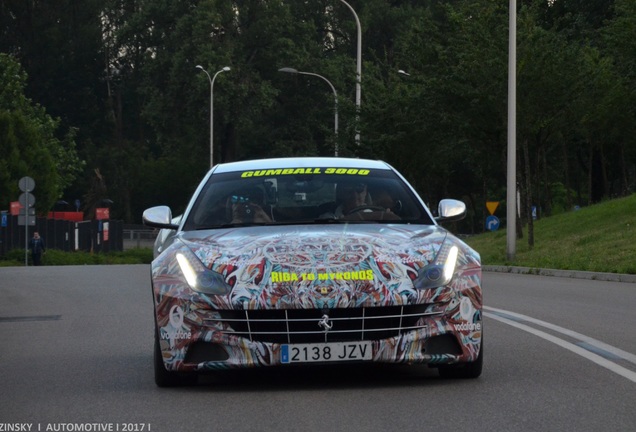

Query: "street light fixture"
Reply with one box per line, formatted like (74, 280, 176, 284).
(397, 69, 411, 77)
(337, 0, 361, 146)
(196, 65, 231, 168)
(279, 67, 339, 156)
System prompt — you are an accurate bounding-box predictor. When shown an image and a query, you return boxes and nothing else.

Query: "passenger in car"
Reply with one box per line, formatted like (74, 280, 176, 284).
(228, 189, 272, 224)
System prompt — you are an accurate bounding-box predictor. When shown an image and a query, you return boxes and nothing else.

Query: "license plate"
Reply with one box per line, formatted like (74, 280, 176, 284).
(281, 342, 372, 364)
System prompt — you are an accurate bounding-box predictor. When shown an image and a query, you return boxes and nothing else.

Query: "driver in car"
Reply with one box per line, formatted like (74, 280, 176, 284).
(318, 182, 369, 219)
(335, 182, 368, 217)
(319, 182, 401, 220)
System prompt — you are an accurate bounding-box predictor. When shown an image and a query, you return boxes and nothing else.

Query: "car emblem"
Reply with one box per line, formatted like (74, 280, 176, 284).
(318, 314, 333, 342)
(169, 305, 185, 329)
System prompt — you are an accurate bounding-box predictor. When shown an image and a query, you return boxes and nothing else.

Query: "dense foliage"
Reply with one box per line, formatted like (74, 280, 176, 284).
(0, 53, 84, 213)
(1, 0, 635, 237)
(0, 248, 152, 266)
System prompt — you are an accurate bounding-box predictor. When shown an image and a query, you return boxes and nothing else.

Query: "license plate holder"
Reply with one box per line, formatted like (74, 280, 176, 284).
(281, 341, 372, 364)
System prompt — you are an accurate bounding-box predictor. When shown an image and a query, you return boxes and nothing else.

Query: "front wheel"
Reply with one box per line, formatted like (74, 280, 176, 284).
(438, 342, 483, 379)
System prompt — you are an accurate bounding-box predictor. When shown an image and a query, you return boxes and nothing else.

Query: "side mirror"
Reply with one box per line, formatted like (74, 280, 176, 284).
(143, 206, 179, 229)
(435, 199, 466, 223)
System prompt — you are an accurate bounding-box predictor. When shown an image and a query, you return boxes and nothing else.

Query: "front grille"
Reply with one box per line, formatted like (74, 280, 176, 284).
(205, 305, 441, 344)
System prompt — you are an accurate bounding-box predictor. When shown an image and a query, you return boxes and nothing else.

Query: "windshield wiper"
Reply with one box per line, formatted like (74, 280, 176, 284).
(313, 217, 345, 223)
(193, 218, 412, 230)
(192, 222, 270, 229)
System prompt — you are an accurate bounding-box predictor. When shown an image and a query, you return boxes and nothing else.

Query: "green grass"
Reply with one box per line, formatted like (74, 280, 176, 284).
(0, 248, 153, 267)
(464, 194, 636, 274)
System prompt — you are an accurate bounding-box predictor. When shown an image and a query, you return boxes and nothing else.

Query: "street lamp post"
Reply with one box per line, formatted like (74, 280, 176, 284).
(279, 67, 339, 156)
(337, 0, 361, 146)
(196, 65, 230, 168)
(507, 0, 517, 260)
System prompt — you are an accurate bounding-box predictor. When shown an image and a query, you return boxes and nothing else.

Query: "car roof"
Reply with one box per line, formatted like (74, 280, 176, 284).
(211, 157, 392, 174)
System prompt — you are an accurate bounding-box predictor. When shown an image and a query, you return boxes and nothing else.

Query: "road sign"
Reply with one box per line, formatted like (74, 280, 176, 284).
(19, 207, 35, 216)
(486, 215, 500, 231)
(96, 208, 110, 220)
(19, 176, 35, 192)
(18, 215, 36, 226)
(18, 192, 36, 208)
(486, 201, 499, 215)
(1, 211, 7, 227)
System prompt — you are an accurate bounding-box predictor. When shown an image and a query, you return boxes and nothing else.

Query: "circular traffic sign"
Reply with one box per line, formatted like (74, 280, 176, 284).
(18, 176, 35, 192)
(19, 192, 36, 208)
(486, 215, 500, 231)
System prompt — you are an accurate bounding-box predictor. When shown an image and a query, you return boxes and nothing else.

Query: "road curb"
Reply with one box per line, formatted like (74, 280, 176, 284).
(483, 265, 636, 283)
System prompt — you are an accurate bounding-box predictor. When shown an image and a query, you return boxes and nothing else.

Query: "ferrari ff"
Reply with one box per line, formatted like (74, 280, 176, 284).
(143, 157, 482, 386)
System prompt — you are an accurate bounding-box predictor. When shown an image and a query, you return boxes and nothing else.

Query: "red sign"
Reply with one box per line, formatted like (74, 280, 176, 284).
(10, 201, 22, 216)
(95, 208, 110, 220)
(47, 211, 84, 221)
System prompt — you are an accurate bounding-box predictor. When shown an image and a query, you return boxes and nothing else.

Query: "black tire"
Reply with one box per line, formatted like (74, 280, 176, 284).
(438, 342, 483, 379)
(154, 326, 197, 387)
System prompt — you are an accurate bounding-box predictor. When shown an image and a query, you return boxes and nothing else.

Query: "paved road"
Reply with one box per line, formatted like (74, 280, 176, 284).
(0, 266, 634, 432)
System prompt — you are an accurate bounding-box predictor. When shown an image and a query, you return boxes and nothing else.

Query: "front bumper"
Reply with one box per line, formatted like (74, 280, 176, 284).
(155, 294, 482, 372)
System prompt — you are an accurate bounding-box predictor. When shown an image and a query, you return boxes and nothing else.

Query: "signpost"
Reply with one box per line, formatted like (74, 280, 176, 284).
(486, 201, 500, 232)
(486, 215, 500, 231)
(18, 176, 35, 266)
(17, 207, 35, 226)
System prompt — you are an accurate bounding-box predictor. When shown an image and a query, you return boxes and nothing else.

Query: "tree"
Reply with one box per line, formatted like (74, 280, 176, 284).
(0, 54, 84, 213)
(603, 0, 636, 196)
(2, 0, 635, 229)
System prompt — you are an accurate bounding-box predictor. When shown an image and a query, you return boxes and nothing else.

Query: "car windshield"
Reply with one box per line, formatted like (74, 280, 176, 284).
(182, 167, 433, 230)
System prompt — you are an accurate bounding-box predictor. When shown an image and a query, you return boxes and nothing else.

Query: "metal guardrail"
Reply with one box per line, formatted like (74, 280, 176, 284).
(0, 216, 126, 255)
(123, 229, 157, 250)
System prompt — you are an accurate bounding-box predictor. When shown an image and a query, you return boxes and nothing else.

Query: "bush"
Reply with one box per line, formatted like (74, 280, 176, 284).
(0, 248, 153, 266)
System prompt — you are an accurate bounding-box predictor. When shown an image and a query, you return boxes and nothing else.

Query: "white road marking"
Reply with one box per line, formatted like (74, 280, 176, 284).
(485, 306, 636, 365)
(484, 306, 636, 383)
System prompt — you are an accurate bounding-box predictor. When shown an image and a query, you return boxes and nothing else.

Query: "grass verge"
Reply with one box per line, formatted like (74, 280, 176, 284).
(464, 194, 636, 274)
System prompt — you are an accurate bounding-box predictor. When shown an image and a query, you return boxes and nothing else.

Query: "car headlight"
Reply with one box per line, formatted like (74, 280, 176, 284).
(176, 249, 232, 296)
(414, 243, 459, 290)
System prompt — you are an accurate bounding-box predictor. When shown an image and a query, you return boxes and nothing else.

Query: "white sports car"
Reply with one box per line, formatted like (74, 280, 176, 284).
(143, 157, 482, 386)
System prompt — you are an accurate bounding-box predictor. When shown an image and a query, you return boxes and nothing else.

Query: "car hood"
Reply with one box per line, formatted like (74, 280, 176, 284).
(153, 224, 475, 309)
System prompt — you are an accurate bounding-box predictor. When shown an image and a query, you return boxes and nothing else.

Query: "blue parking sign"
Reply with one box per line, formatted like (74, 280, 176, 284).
(1, 211, 7, 227)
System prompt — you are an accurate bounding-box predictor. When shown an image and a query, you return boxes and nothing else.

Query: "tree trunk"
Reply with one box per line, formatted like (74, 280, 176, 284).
(600, 142, 609, 198)
(561, 138, 572, 210)
(587, 140, 593, 205)
(618, 143, 629, 196)
(541, 143, 552, 216)
(523, 138, 534, 248)
(222, 121, 238, 163)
